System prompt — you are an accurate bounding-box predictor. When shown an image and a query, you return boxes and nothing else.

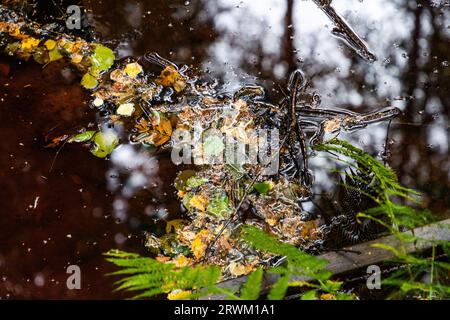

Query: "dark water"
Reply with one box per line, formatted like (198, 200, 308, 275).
(0, 0, 449, 299)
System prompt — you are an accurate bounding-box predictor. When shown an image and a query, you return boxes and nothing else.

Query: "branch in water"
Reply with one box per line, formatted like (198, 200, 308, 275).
(312, 0, 377, 62)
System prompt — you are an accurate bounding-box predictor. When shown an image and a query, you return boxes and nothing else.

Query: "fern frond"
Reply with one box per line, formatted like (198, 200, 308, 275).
(240, 268, 263, 300)
(104, 250, 221, 299)
(314, 139, 419, 201)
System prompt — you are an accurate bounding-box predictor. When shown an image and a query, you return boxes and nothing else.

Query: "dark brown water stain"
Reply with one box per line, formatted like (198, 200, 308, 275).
(0, 57, 181, 299)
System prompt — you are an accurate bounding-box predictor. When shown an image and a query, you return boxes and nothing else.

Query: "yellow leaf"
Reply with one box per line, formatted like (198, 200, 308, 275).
(320, 293, 335, 300)
(191, 230, 213, 260)
(168, 290, 191, 300)
(165, 219, 187, 234)
(155, 116, 173, 136)
(156, 66, 186, 92)
(124, 62, 143, 78)
(71, 54, 83, 64)
(143, 115, 173, 147)
(229, 262, 254, 276)
(189, 195, 208, 212)
(116, 103, 135, 116)
(44, 39, 57, 50)
(174, 255, 192, 268)
(135, 118, 150, 133)
(21, 37, 40, 50)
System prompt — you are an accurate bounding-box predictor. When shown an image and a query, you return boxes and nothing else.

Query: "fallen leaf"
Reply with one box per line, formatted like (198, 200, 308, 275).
(155, 255, 171, 263)
(207, 193, 232, 218)
(167, 290, 191, 300)
(323, 118, 342, 133)
(254, 181, 275, 195)
(69, 131, 96, 143)
(174, 255, 192, 268)
(166, 219, 188, 234)
(21, 37, 40, 50)
(124, 62, 143, 78)
(90, 130, 119, 158)
(90, 45, 115, 72)
(116, 103, 135, 116)
(81, 73, 98, 89)
(191, 230, 213, 259)
(189, 195, 208, 212)
(229, 262, 253, 277)
(203, 135, 224, 157)
(156, 66, 186, 92)
(320, 293, 335, 300)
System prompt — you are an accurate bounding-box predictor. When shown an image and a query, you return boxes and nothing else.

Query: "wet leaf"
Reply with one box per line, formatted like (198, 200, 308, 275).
(90, 130, 119, 158)
(44, 39, 57, 50)
(143, 114, 173, 147)
(173, 255, 192, 268)
(5, 42, 20, 55)
(32, 46, 48, 64)
(48, 47, 63, 62)
(254, 181, 274, 195)
(301, 291, 318, 300)
(81, 73, 98, 89)
(21, 37, 40, 50)
(90, 45, 115, 72)
(191, 230, 213, 260)
(186, 176, 208, 189)
(167, 289, 191, 300)
(174, 170, 196, 191)
(189, 195, 208, 212)
(207, 193, 232, 218)
(229, 262, 253, 277)
(116, 103, 135, 116)
(124, 62, 143, 78)
(166, 219, 188, 234)
(182, 192, 194, 210)
(157, 66, 180, 87)
(203, 135, 224, 157)
(69, 130, 96, 143)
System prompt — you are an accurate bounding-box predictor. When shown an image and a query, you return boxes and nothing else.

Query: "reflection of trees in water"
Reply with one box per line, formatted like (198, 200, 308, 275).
(212, 0, 450, 216)
(84, 0, 220, 64)
(393, 1, 450, 216)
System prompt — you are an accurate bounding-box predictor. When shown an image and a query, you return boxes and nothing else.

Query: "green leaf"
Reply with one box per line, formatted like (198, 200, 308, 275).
(203, 135, 224, 157)
(186, 176, 208, 188)
(240, 268, 263, 300)
(207, 193, 232, 218)
(254, 181, 273, 195)
(174, 170, 196, 191)
(69, 131, 96, 143)
(321, 280, 343, 293)
(48, 48, 63, 62)
(90, 45, 115, 72)
(182, 192, 194, 211)
(5, 42, 20, 55)
(90, 130, 119, 158)
(267, 276, 289, 300)
(301, 290, 317, 300)
(81, 73, 99, 89)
